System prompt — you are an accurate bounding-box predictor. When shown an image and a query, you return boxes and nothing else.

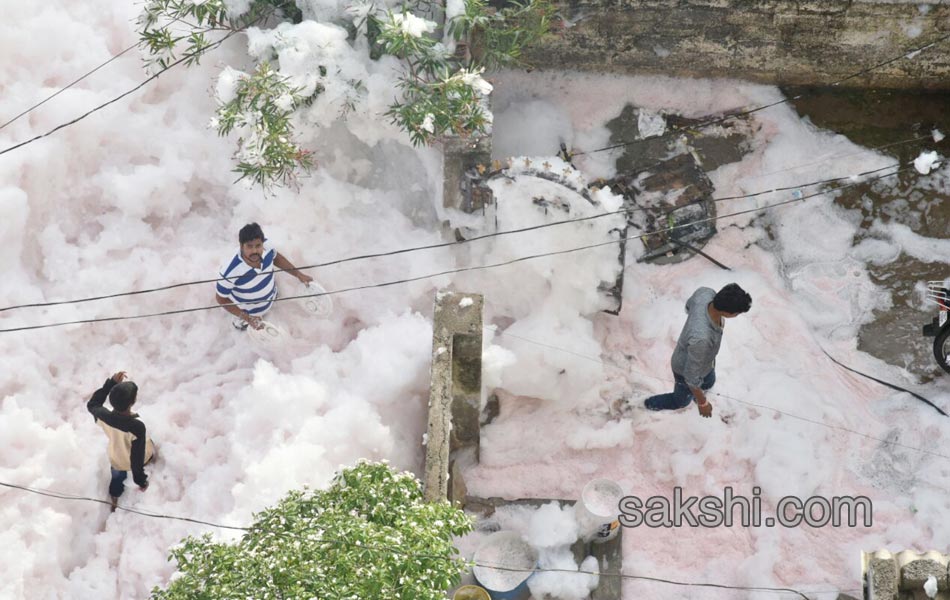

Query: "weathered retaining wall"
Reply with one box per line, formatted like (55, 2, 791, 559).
(526, 0, 950, 89)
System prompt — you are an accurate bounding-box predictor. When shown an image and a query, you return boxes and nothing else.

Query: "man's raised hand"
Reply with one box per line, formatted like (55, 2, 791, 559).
(111, 371, 128, 383)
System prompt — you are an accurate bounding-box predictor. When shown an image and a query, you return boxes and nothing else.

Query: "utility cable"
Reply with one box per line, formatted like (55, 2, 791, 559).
(736, 134, 935, 184)
(0, 479, 862, 598)
(488, 327, 950, 462)
(0, 166, 906, 333)
(0, 10, 273, 158)
(0, 481, 247, 531)
(819, 348, 948, 417)
(0, 159, 911, 314)
(0, 43, 140, 131)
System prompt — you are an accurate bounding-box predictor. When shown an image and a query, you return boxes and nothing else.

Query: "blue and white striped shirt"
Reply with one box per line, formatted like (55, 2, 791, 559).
(215, 243, 278, 315)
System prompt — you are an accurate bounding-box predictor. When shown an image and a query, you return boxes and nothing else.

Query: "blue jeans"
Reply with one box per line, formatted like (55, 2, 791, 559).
(645, 369, 716, 411)
(109, 468, 128, 498)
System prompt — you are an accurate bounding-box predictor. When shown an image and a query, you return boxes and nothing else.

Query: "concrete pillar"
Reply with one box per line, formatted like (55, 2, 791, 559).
(423, 290, 484, 504)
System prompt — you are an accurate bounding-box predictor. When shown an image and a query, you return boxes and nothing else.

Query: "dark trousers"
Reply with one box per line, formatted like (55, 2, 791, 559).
(645, 369, 716, 411)
(109, 468, 128, 498)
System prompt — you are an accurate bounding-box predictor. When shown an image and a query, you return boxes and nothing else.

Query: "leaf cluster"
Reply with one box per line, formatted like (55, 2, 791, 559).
(213, 62, 314, 188)
(152, 461, 474, 599)
(137, 0, 556, 187)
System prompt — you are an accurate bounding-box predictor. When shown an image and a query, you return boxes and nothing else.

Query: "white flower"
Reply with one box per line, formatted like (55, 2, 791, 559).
(421, 114, 435, 133)
(459, 68, 493, 95)
(208, 117, 220, 129)
(392, 13, 436, 38)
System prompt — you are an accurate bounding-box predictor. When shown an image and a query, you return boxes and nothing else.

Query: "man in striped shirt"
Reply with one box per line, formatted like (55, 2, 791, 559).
(215, 223, 313, 330)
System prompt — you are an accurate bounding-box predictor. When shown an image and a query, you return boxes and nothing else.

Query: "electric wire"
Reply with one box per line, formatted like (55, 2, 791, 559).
(0, 43, 140, 132)
(0, 22, 944, 313)
(0, 157, 915, 314)
(0, 10, 273, 158)
(488, 328, 950, 462)
(0, 480, 862, 599)
(0, 16, 942, 599)
(0, 481, 247, 531)
(0, 166, 907, 333)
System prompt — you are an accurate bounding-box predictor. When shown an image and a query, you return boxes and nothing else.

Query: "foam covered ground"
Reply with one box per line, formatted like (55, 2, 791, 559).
(1, 3, 949, 599)
(471, 70, 950, 599)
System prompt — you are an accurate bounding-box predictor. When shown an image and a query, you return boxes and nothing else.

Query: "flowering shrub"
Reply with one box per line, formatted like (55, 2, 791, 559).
(151, 461, 474, 599)
(138, 0, 554, 188)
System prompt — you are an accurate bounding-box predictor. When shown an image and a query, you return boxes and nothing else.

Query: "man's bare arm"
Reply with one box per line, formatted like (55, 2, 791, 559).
(691, 385, 712, 418)
(274, 252, 313, 284)
(215, 294, 263, 329)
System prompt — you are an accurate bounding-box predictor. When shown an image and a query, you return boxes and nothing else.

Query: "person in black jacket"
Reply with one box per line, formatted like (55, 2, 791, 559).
(86, 371, 155, 511)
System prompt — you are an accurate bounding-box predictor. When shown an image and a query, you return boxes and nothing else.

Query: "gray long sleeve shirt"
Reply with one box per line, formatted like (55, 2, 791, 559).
(670, 287, 723, 388)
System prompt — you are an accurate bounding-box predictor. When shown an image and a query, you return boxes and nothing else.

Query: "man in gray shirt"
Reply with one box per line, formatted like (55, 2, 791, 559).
(644, 283, 752, 417)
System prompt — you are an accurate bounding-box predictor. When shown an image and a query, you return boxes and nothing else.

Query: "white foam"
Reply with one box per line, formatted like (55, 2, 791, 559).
(472, 531, 537, 591)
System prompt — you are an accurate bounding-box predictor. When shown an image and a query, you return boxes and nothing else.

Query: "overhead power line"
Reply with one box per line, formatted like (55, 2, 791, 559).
(0, 480, 247, 531)
(0, 156, 918, 314)
(0, 43, 140, 132)
(489, 328, 950, 461)
(0, 480, 861, 599)
(0, 15, 942, 314)
(0, 165, 907, 333)
(0, 10, 273, 158)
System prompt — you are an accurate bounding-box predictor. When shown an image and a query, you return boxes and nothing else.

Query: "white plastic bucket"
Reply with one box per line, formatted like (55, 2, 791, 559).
(246, 319, 287, 349)
(472, 531, 538, 600)
(575, 478, 623, 543)
(303, 281, 333, 318)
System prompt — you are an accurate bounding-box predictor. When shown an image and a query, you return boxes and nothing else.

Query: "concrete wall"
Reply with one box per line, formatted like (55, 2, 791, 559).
(526, 0, 950, 89)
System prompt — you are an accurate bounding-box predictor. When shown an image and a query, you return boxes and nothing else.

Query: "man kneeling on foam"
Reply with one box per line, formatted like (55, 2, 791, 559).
(214, 222, 313, 331)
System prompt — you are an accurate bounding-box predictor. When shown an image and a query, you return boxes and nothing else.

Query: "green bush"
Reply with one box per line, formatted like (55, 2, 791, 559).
(138, 0, 555, 188)
(151, 461, 474, 599)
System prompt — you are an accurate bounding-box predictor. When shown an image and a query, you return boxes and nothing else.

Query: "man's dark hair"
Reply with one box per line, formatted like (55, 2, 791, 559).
(239, 223, 265, 245)
(713, 283, 752, 314)
(109, 381, 138, 412)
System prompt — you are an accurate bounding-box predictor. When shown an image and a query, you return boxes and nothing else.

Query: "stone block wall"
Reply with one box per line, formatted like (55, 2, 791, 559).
(525, 0, 950, 89)
(864, 550, 950, 599)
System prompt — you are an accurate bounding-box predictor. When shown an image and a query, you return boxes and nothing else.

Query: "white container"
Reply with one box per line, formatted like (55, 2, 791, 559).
(472, 530, 538, 599)
(575, 478, 623, 543)
(303, 281, 333, 318)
